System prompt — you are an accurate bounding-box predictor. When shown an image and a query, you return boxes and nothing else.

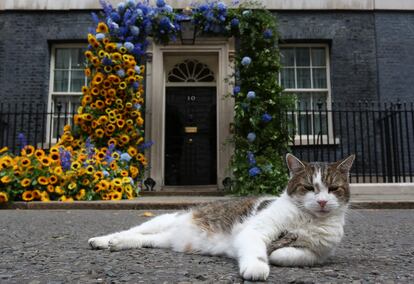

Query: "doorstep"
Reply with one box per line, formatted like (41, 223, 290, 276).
(1, 194, 414, 210)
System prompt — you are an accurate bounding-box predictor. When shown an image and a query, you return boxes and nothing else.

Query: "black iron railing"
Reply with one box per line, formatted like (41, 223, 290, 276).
(1, 101, 414, 183)
(289, 101, 414, 183)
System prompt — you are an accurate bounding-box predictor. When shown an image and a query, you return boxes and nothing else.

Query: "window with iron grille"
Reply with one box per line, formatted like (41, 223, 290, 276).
(48, 44, 87, 142)
(279, 44, 333, 143)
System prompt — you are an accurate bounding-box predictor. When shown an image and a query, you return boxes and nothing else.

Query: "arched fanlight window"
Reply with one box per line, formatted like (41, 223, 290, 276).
(167, 59, 215, 83)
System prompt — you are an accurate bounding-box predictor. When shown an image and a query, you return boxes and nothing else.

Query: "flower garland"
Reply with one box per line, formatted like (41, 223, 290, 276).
(0, 0, 294, 203)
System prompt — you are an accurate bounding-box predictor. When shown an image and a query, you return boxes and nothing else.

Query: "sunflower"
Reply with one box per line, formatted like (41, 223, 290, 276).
(94, 171, 104, 180)
(110, 191, 122, 200)
(119, 46, 127, 54)
(105, 43, 116, 52)
(71, 161, 81, 171)
(34, 149, 45, 159)
(54, 166, 63, 175)
(102, 193, 110, 200)
(85, 68, 91, 77)
(38, 176, 49, 186)
(112, 178, 122, 187)
(96, 151, 105, 160)
(1, 176, 11, 184)
(127, 147, 138, 157)
(20, 157, 31, 167)
(59, 196, 74, 202)
(82, 178, 91, 186)
(136, 117, 144, 126)
(22, 191, 34, 201)
(68, 182, 77, 190)
(21, 145, 35, 157)
(111, 52, 122, 61)
(49, 152, 60, 162)
(108, 75, 121, 84)
(118, 82, 127, 90)
(120, 135, 130, 144)
(84, 50, 93, 59)
(120, 170, 129, 177)
(47, 185, 55, 193)
(0, 192, 8, 203)
(95, 128, 105, 138)
(104, 65, 113, 73)
(116, 119, 125, 129)
(112, 186, 122, 194)
(96, 100, 105, 109)
(91, 56, 100, 65)
(40, 191, 50, 202)
(105, 99, 113, 106)
(20, 178, 31, 187)
(108, 138, 117, 146)
(40, 156, 52, 167)
(55, 186, 64, 195)
(129, 166, 139, 178)
(33, 189, 42, 200)
(76, 189, 86, 200)
(111, 152, 120, 160)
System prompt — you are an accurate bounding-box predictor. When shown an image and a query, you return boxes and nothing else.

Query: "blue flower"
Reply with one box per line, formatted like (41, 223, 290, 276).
(126, 0, 135, 7)
(164, 5, 173, 13)
(233, 86, 240, 96)
(109, 21, 120, 31)
(110, 11, 121, 23)
(249, 167, 261, 177)
(262, 113, 272, 122)
(156, 0, 165, 8)
(103, 170, 110, 177)
(132, 82, 139, 90)
(241, 56, 251, 66)
(139, 140, 154, 150)
(231, 18, 239, 27)
(247, 132, 256, 142)
(120, 153, 132, 162)
(247, 151, 256, 165)
(124, 42, 134, 51)
(59, 148, 72, 171)
(102, 57, 113, 66)
(134, 103, 141, 110)
(130, 25, 140, 36)
(247, 91, 256, 100)
(134, 65, 141, 74)
(116, 69, 126, 78)
(263, 28, 273, 39)
(217, 2, 227, 11)
(117, 2, 126, 12)
(96, 33, 105, 41)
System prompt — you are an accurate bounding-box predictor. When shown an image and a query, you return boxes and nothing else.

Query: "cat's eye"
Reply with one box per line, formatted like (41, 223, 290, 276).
(329, 186, 339, 192)
(304, 185, 314, 191)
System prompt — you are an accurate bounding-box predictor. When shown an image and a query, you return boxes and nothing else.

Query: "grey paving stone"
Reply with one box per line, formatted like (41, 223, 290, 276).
(0, 209, 413, 283)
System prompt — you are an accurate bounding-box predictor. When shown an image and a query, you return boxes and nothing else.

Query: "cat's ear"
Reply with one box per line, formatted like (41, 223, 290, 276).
(286, 153, 306, 174)
(335, 154, 355, 173)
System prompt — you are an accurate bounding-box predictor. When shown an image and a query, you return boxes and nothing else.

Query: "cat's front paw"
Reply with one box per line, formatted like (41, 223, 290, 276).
(239, 258, 270, 281)
(108, 234, 143, 252)
(88, 236, 111, 250)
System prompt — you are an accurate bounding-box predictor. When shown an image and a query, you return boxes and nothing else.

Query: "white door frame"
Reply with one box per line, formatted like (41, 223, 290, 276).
(145, 37, 235, 190)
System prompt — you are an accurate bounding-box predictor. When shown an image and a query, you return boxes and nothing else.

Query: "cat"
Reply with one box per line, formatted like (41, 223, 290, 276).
(88, 153, 355, 281)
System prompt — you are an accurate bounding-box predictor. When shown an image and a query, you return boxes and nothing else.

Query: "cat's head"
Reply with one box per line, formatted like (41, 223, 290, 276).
(285, 154, 355, 217)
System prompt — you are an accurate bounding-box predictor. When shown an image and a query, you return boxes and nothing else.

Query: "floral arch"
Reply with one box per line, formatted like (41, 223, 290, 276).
(0, 0, 294, 203)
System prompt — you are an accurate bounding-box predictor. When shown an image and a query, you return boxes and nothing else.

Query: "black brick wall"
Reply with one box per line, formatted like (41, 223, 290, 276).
(0, 11, 92, 104)
(0, 10, 413, 104)
(276, 11, 379, 103)
(374, 12, 414, 102)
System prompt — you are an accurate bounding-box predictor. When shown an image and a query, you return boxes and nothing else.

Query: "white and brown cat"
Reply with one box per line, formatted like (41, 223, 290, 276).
(88, 154, 355, 281)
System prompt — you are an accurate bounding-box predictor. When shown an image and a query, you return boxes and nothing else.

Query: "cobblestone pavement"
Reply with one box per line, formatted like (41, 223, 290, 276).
(0, 209, 413, 284)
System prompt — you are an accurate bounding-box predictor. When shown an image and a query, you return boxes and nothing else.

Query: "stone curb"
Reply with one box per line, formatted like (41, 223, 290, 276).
(1, 200, 414, 210)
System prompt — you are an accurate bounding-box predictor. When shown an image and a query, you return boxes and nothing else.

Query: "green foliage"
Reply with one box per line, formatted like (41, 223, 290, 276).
(229, 8, 295, 195)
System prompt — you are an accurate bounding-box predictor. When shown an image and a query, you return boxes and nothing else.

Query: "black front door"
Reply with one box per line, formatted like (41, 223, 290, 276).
(165, 87, 217, 186)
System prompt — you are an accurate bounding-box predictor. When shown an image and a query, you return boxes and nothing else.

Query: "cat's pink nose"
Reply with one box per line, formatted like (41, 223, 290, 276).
(317, 200, 328, 208)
